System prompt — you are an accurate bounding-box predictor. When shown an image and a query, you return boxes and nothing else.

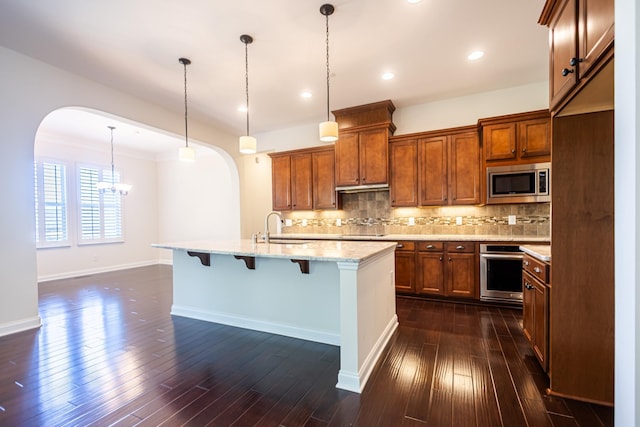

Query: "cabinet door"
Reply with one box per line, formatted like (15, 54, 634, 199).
(418, 136, 448, 206)
(359, 128, 388, 185)
(312, 149, 337, 210)
(449, 131, 479, 205)
(533, 280, 549, 371)
(446, 253, 476, 298)
(395, 250, 416, 293)
(335, 132, 360, 186)
(578, 0, 614, 79)
(522, 272, 535, 345)
(417, 252, 445, 295)
(518, 118, 551, 159)
(271, 155, 291, 211)
(483, 122, 517, 161)
(291, 153, 313, 210)
(390, 140, 418, 207)
(549, 0, 578, 108)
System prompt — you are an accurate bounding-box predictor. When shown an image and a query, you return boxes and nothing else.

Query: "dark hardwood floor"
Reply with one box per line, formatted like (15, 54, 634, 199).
(0, 265, 613, 426)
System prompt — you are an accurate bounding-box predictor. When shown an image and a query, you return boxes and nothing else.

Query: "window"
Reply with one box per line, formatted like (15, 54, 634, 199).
(34, 160, 69, 247)
(78, 165, 124, 244)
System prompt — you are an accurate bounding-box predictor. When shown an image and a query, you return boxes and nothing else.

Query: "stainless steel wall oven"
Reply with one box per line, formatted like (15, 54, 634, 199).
(480, 244, 523, 303)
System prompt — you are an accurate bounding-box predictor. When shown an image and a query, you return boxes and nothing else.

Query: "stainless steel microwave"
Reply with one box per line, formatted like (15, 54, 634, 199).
(487, 162, 550, 204)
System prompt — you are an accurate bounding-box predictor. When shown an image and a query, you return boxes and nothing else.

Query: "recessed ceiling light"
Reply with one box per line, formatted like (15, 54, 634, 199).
(407, 0, 422, 3)
(467, 51, 485, 61)
(381, 72, 395, 80)
(300, 91, 313, 99)
(237, 105, 248, 112)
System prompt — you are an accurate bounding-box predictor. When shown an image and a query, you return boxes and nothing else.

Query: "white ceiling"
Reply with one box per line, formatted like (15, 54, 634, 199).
(1, 0, 549, 153)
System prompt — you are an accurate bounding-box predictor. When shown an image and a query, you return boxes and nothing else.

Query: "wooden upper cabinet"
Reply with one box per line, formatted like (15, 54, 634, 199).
(291, 153, 313, 211)
(419, 135, 448, 206)
(449, 131, 479, 205)
(359, 128, 389, 186)
(539, 0, 614, 110)
(480, 110, 551, 166)
(389, 139, 418, 207)
(335, 132, 360, 187)
(270, 146, 337, 211)
(312, 148, 337, 210)
(270, 154, 292, 211)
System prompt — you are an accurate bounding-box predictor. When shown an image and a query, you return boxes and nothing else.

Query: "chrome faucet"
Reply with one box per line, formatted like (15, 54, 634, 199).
(264, 211, 283, 244)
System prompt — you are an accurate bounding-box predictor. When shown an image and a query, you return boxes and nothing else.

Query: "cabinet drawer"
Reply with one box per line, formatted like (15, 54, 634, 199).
(445, 242, 474, 253)
(394, 241, 415, 251)
(417, 241, 444, 252)
(523, 254, 549, 284)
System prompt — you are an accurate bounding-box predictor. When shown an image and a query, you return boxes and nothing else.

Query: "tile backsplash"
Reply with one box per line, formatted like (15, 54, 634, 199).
(281, 191, 549, 237)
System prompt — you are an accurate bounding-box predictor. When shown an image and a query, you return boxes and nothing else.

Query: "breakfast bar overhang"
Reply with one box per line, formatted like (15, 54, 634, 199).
(153, 239, 399, 394)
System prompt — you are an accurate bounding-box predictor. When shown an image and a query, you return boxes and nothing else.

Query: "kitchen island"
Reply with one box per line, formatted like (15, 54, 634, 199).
(153, 239, 398, 393)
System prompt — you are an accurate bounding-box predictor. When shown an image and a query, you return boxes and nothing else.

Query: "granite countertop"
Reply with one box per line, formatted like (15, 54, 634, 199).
(153, 239, 397, 263)
(271, 233, 550, 243)
(520, 244, 551, 261)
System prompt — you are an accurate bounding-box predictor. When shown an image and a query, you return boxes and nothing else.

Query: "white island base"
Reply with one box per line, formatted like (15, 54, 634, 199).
(161, 240, 398, 393)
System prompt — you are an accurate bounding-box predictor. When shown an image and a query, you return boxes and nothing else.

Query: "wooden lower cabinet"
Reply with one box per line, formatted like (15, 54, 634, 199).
(393, 241, 416, 293)
(522, 264, 549, 372)
(415, 241, 477, 299)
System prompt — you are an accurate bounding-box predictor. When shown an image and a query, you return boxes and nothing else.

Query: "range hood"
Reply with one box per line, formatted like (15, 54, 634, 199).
(335, 183, 389, 194)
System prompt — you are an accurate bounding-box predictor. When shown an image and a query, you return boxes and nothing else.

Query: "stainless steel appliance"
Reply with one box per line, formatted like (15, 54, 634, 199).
(487, 162, 550, 204)
(480, 244, 523, 303)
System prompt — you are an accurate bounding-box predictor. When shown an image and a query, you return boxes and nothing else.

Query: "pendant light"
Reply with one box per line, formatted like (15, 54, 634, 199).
(96, 126, 132, 195)
(239, 34, 257, 154)
(178, 57, 196, 162)
(319, 4, 338, 142)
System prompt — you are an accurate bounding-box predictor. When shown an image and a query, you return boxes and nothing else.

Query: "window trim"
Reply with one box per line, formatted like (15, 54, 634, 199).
(34, 158, 71, 249)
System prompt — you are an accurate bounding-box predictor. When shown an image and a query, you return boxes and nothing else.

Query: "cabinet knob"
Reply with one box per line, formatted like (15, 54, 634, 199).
(522, 148, 527, 153)
(524, 260, 530, 266)
(561, 68, 575, 77)
(569, 57, 583, 66)
(534, 266, 541, 273)
(525, 282, 534, 290)
(511, 149, 516, 154)
(439, 256, 443, 261)
(448, 257, 452, 262)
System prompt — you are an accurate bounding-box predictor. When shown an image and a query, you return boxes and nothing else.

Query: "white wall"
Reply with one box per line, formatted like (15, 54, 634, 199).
(0, 46, 240, 337)
(615, 0, 639, 424)
(156, 149, 241, 262)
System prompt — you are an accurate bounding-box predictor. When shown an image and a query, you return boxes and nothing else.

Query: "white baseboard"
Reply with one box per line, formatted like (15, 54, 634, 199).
(337, 314, 399, 393)
(0, 316, 41, 338)
(37, 260, 163, 282)
(171, 304, 340, 346)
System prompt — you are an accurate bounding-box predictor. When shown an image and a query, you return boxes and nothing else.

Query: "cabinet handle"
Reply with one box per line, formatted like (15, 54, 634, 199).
(562, 68, 575, 76)
(427, 244, 435, 249)
(534, 266, 541, 273)
(523, 260, 530, 266)
(396, 244, 404, 249)
(570, 57, 583, 66)
(455, 245, 465, 250)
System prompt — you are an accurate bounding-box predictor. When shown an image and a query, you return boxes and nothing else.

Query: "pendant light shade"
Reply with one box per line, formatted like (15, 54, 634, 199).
(319, 4, 338, 142)
(239, 34, 257, 154)
(96, 126, 132, 195)
(178, 57, 196, 162)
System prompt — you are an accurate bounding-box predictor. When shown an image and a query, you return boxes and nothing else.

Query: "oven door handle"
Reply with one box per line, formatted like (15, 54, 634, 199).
(480, 253, 523, 260)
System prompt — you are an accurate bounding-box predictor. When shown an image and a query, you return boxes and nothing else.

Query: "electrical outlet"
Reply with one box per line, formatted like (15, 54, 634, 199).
(408, 217, 415, 226)
(285, 219, 292, 226)
(301, 219, 307, 227)
(336, 218, 342, 226)
(508, 215, 517, 225)
(456, 216, 463, 226)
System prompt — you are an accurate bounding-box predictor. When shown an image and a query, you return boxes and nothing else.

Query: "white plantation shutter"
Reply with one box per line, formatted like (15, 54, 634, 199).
(78, 165, 124, 244)
(34, 160, 69, 247)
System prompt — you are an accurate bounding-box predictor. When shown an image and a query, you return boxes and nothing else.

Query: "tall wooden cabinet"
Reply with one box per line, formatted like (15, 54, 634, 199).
(539, 0, 614, 111)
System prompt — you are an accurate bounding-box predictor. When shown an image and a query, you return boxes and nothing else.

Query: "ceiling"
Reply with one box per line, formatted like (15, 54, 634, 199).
(1, 0, 549, 153)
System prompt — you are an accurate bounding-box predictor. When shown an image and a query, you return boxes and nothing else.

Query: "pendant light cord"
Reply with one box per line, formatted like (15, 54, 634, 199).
(245, 40, 250, 136)
(325, 12, 331, 122)
(183, 61, 189, 148)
